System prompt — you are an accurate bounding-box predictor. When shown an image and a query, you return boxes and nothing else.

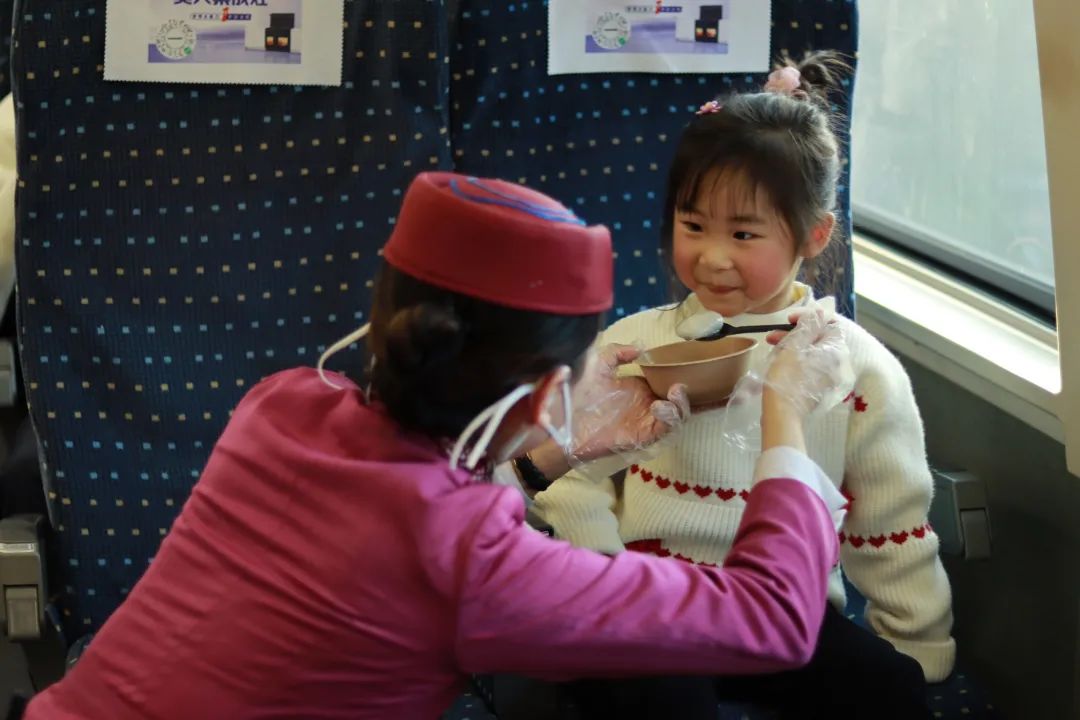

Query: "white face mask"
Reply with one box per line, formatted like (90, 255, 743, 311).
(319, 324, 573, 472)
(449, 378, 572, 472)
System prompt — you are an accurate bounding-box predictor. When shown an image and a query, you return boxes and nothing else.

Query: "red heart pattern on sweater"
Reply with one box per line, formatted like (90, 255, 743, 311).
(627, 539, 715, 567)
(840, 487, 855, 511)
(843, 391, 869, 413)
(631, 467, 745, 503)
(841, 524, 932, 548)
(626, 539, 672, 558)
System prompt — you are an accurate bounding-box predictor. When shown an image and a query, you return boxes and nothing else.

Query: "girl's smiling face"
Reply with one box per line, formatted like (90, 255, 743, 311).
(672, 169, 833, 316)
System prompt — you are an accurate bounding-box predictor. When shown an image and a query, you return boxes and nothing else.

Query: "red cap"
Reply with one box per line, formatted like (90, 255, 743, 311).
(383, 172, 614, 315)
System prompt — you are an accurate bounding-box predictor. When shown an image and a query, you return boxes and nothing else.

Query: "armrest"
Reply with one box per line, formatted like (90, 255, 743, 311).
(0, 514, 46, 641)
(0, 340, 16, 408)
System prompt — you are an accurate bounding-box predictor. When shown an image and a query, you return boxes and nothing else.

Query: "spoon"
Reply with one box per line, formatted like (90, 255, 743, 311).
(676, 311, 795, 342)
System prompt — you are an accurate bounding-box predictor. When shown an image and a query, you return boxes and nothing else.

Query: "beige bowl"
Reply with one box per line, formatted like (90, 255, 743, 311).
(638, 337, 758, 406)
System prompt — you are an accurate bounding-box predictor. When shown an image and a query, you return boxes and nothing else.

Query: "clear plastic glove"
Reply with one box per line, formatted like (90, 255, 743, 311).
(720, 298, 854, 450)
(568, 343, 691, 471)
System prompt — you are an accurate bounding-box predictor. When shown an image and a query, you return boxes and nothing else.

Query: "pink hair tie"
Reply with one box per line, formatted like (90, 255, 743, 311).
(764, 66, 801, 95)
(696, 99, 722, 115)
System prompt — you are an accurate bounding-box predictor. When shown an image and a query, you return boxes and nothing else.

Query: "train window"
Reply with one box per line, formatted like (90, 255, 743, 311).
(851, 0, 1054, 317)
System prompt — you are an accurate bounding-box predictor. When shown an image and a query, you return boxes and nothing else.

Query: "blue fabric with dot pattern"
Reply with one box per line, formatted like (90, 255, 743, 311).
(0, 1, 12, 99)
(14, 0, 452, 634)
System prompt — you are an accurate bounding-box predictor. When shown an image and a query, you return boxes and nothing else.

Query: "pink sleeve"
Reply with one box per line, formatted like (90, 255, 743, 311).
(453, 476, 839, 680)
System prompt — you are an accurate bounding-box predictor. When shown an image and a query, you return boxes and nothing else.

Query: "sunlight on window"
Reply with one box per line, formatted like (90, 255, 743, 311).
(852, 0, 1054, 307)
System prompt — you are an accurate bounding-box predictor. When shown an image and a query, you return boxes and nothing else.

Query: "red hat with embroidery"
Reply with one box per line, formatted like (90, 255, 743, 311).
(383, 172, 614, 315)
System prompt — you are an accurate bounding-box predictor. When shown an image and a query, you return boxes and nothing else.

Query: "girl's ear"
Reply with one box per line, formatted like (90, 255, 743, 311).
(801, 213, 836, 260)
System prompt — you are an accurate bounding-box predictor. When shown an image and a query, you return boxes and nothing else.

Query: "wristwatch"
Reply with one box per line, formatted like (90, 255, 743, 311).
(514, 453, 552, 492)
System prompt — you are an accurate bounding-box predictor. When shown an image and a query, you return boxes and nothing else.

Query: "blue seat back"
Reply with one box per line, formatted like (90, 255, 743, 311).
(0, 0, 12, 99)
(13, 0, 452, 635)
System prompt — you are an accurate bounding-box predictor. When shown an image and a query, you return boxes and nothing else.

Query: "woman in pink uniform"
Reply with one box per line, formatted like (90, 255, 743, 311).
(23, 172, 847, 720)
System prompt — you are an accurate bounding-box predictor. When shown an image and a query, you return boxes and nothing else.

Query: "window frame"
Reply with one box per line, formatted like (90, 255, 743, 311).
(848, 0, 1080, 477)
(1032, 0, 1080, 476)
(853, 204, 1056, 317)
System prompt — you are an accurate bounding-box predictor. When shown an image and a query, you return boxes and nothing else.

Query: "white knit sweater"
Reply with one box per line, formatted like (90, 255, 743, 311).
(534, 287, 957, 682)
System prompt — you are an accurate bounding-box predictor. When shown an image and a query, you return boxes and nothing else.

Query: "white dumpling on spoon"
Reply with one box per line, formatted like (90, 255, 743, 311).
(676, 311, 727, 341)
(676, 310, 795, 343)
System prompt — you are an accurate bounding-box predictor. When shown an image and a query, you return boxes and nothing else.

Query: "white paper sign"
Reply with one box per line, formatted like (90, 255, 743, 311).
(548, 0, 772, 75)
(104, 0, 344, 86)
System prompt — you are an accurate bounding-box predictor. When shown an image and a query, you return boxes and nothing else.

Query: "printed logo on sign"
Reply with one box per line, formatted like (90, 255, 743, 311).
(154, 18, 196, 59)
(172, 0, 268, 5)
(592, 11, 630, 49)
(625, 4, 683, 12)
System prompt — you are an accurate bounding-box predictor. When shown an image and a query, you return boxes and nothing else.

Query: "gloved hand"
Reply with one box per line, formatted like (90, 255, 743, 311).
(762, 305, 852, 418)
(568, 343, 690, 467)
(721, 298, 853, 449)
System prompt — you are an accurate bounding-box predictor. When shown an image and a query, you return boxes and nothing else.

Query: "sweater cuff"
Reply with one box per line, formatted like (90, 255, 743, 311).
(754, 446, 847, 531)
(532, 489, 626, 555)
(885, 635, 957, 684)
(546, 507, 626, 555)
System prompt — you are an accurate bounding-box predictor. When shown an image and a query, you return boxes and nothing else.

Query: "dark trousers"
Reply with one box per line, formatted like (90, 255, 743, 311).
(569, 605, 932, 720)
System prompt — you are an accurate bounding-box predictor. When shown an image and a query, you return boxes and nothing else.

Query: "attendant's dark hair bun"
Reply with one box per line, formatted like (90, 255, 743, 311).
(367, 266, 603, 439)
(383, 303, 466, 376)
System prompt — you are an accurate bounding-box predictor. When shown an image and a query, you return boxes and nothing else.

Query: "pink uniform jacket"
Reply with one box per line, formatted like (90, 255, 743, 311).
(28, 368, 839, 719)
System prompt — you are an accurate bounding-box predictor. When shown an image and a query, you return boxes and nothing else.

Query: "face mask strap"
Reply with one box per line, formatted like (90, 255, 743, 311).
(317, 323, 371, 389)
(363, 355, 377, 404)
(449, 384, 535, 471)
(450, 374, 573, 472)
(538, 380, 572, 449)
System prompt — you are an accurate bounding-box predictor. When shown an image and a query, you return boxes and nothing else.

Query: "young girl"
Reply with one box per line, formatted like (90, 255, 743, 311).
(534, 53, 955, 719)
(22, 172, 850, 720)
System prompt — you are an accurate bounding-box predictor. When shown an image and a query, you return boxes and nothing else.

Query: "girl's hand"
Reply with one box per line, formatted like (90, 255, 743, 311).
(569, 343, 690, 465)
